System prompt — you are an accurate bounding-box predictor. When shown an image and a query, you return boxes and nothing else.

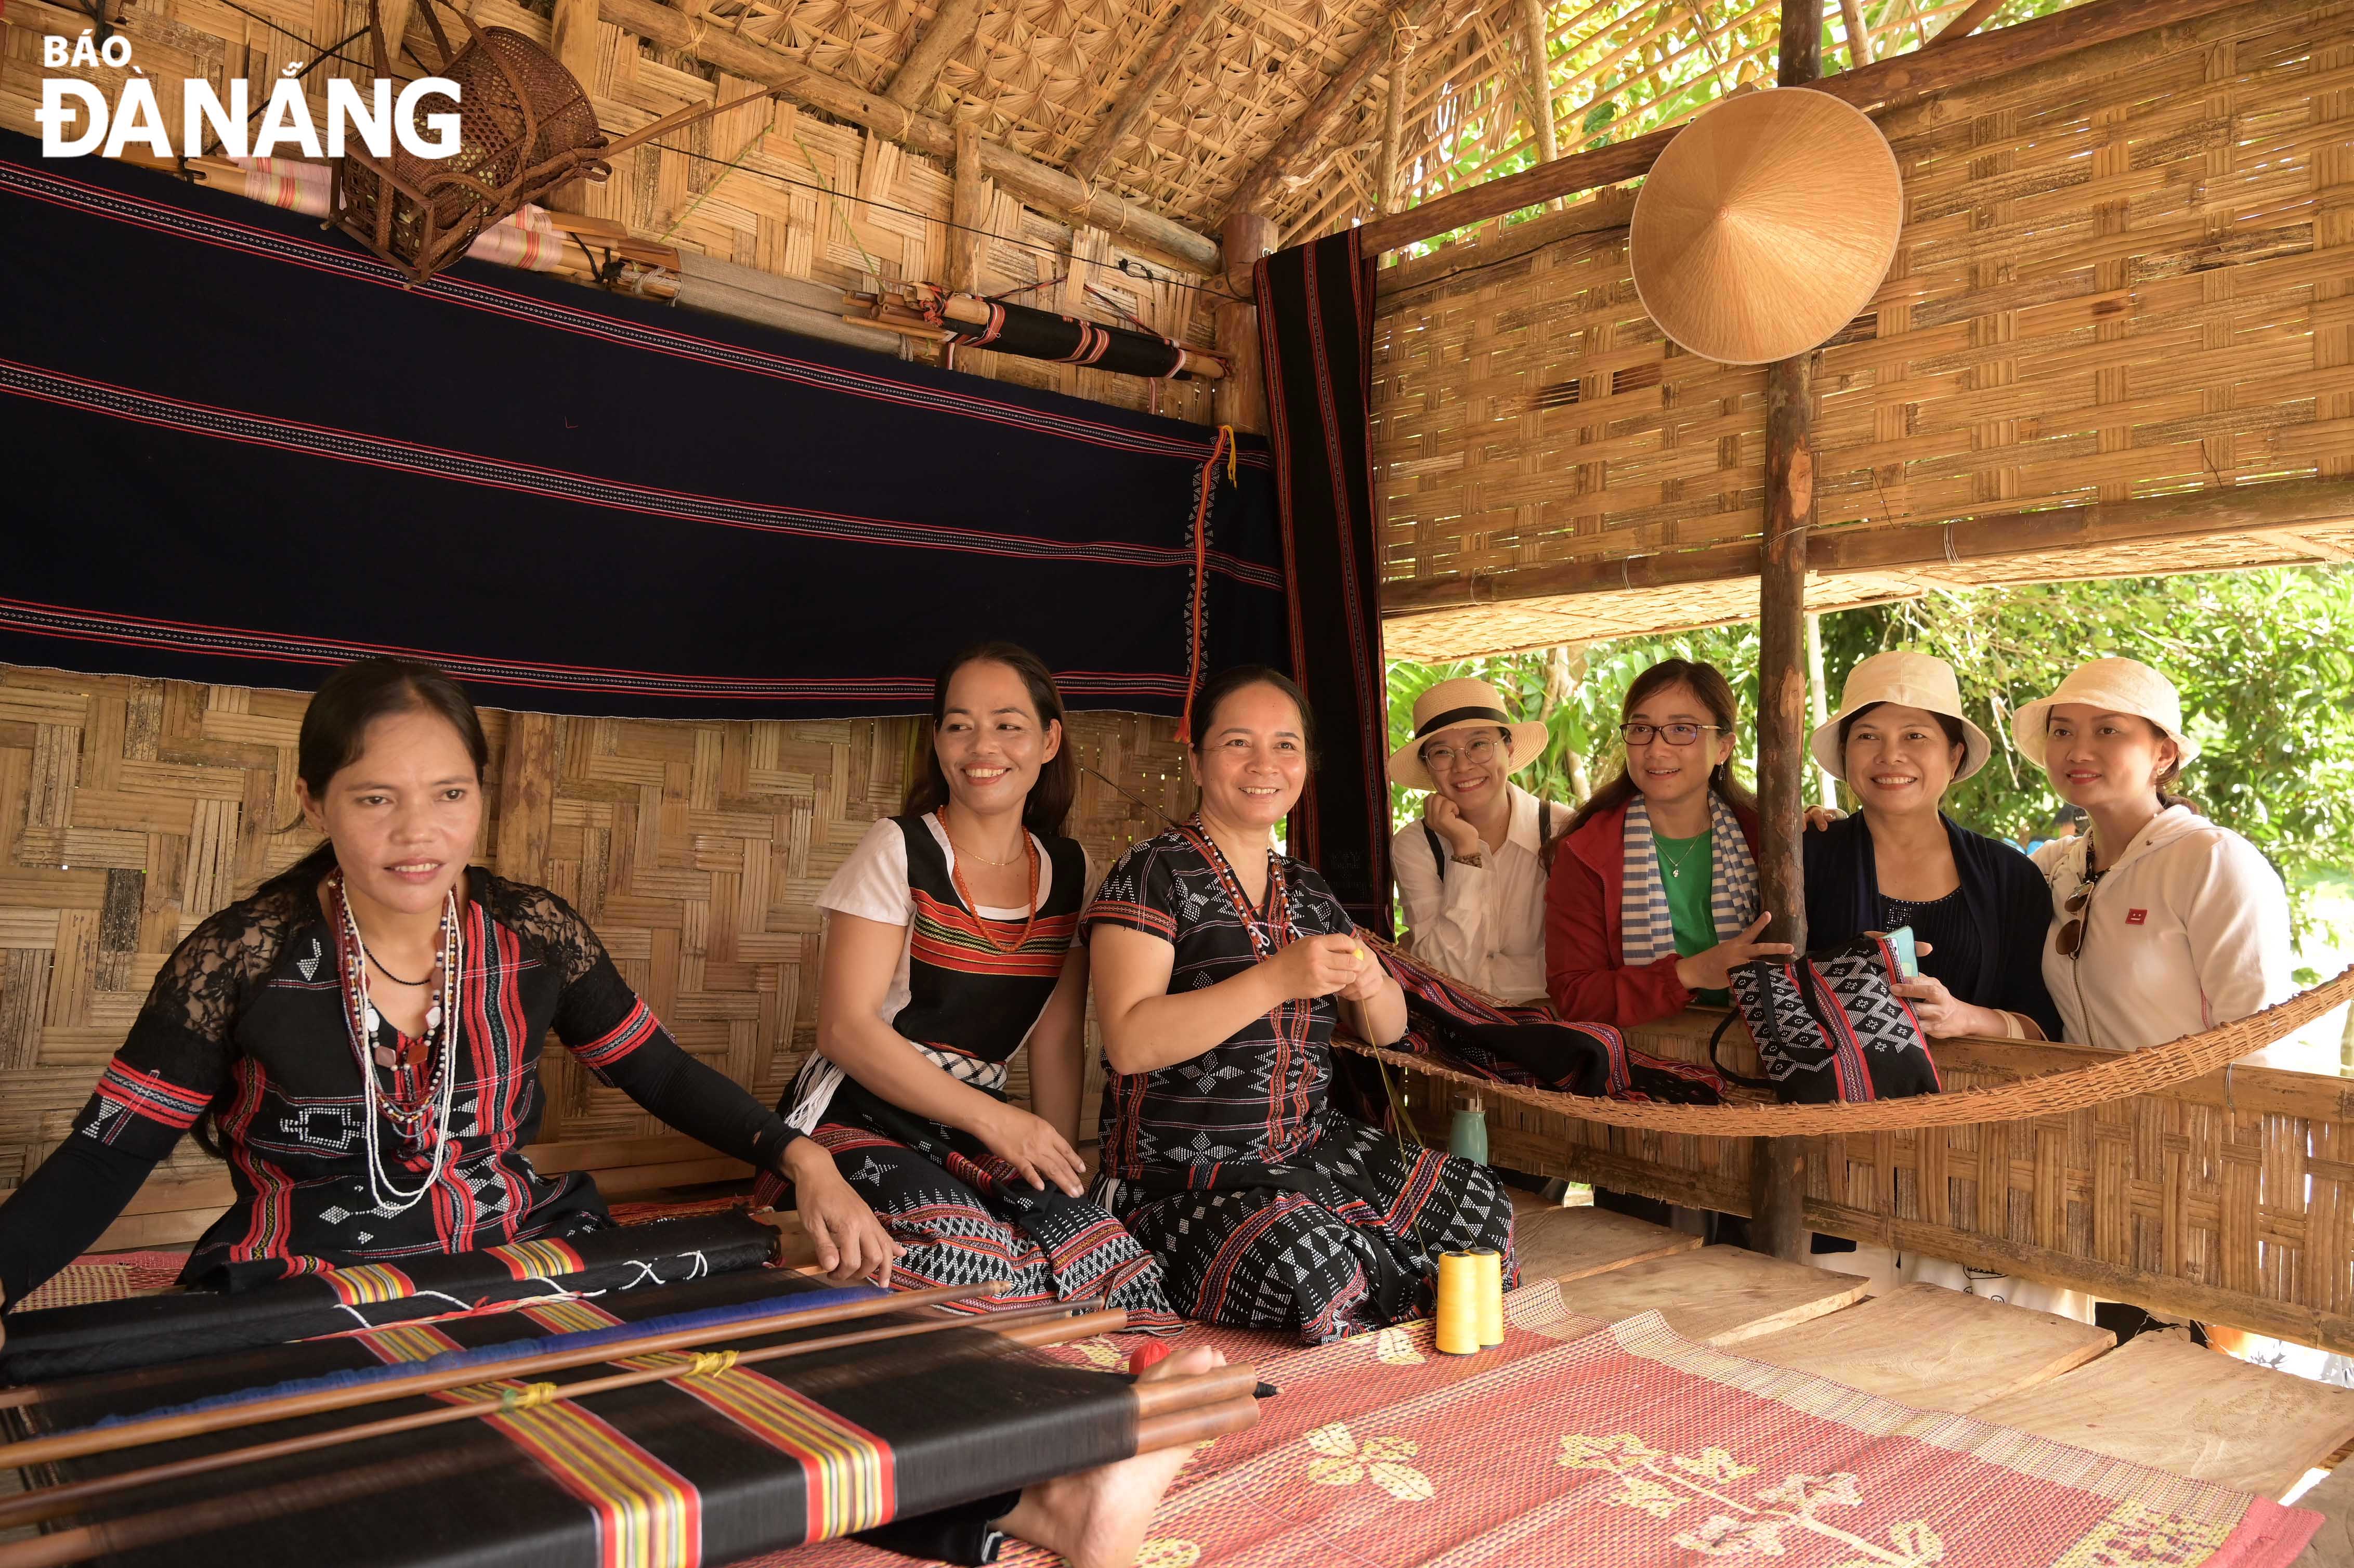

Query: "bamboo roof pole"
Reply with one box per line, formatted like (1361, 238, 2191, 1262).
(1375, 24, 1413, 215)
(1067, 0, 1228, 184)
(1838, 0, 1876, 63)
(1516, 0, 1560, 207)
(1925, 0, 2004, 46)
(595, 0, 1223, 276)
(1354, 0, 2259, 255)
(882, 0, 985, 110)
(1749, 0, 1822, 1266)
(1220, 0, 1443, 222)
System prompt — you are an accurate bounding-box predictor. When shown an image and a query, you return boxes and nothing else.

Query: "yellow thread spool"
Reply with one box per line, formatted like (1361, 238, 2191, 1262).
(1470, 1248, 1505, 1346)
(1434, 1251, 1481, 1355)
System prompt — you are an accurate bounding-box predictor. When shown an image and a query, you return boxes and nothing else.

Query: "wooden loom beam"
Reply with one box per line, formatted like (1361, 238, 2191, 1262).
(1747, 0, 1823, 1267)
(1067, 0, 1230, 184)
(1353, 0, 2261, 255)
(595, 0, 1223, 276)
(1219, 0, 1442, 223)
(882, 0, 985, 110)
(1378, 478, 2354, 619)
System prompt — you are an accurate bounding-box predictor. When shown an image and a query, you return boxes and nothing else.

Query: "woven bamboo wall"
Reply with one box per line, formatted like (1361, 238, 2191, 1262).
(1401, 1010, 2354, 1353)
(1373, 0, 2354, 658)
(0, 0, 1219, 423)
(0, 661, 1192, 1191)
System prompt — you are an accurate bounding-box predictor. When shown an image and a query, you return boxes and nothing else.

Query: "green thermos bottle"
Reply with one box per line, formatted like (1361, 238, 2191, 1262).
(1448, 1092, 1489, 1165)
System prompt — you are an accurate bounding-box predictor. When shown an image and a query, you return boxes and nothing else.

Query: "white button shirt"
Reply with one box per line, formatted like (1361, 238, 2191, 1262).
(1391, 782, 1554, 1004)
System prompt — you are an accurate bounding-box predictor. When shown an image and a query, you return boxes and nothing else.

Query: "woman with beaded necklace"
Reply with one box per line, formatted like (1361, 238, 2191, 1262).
(761, 642, 1176, 1329)
(0, 657, 896, 1300)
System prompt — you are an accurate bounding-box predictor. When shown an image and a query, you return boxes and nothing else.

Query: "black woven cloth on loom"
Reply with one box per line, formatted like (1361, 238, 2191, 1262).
(1254, 229, 1392, 932)
(0, 1213, 777, 1385)
(2, 1269, 1139, 1568)
(1374, 943, 1730, 1105)
(940, 297, 1192, 378)
(0, 132, 1286, 720)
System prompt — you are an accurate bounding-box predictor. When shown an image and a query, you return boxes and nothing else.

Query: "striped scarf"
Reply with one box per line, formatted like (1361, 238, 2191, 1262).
(1619, 794, 1760, 967)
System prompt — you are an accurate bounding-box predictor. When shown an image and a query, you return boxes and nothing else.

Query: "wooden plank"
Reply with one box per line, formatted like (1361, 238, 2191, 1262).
(2290, 1461, 2354, 1567)
(1736, 1283, 2115, 1414)
(1551, 1246, 1867, 1345)
(1510, 1196, 1703, 1284)
(1978, 1334, 2354, 1501)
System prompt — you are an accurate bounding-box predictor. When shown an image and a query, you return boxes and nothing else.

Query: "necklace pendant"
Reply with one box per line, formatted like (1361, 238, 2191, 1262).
(1669, 867, 1681, 880)
(362, 1003, 380, 1034)
(425, 1004, 442, 1031)
(373, 1045, 398, 1068)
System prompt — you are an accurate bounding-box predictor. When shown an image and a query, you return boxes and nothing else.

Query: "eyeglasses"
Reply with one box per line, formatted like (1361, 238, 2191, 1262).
(1620, 723, 1725, 747)
(1421, 737, 1501, 769)
(2056, 876, 2101, 959)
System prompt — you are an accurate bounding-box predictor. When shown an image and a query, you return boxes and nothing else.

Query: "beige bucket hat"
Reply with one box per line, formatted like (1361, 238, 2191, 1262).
(1808, 650, 1993, 782)
(1388, 678, 1550, 791)
(2011, 657, 2201, 770)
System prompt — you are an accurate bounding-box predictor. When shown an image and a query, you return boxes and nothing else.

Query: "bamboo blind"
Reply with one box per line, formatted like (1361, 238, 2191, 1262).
(0, 662, 1192, 1190)
(1372, 0, 2354, 659)
(1401, 1009, 2354, 1353)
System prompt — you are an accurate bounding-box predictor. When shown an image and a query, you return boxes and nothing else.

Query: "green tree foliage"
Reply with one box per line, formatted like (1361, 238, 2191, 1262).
(1385, 567, 2354, 937)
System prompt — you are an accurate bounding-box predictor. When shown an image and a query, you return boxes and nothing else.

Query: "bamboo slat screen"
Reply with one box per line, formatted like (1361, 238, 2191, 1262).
(1372, 0, 2354, 658)
(0, 662, 1192, 1190)
(0, 0, 1220, 422)
(1401, 1009, 2354, 1353)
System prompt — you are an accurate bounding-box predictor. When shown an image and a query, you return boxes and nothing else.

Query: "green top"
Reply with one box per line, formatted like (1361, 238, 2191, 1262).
(1655, 832, 1724, 1006)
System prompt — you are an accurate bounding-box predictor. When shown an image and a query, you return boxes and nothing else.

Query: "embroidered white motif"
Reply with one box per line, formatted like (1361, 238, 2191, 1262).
(297, 937, 324, 982)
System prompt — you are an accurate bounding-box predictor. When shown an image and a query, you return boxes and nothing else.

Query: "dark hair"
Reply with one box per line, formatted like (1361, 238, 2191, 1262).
(1563, 659, 1756, 837)
(1836, 702, 1969, 763)
(1187, 666, 1317, 762)
(901, 642, 1076, 835)
(265, 658, 490, 897)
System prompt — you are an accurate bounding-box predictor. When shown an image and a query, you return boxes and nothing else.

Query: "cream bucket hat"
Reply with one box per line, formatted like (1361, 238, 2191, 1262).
(1808, 650, 1992, 782)
(2011, 657, 2201, 769)
(1388, 678, 1550, 791)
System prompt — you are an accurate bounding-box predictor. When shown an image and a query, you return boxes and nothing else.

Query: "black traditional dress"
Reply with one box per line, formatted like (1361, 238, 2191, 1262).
(1086, 818, 1515, 1344)
(0, 868, 800, 1304)
(761, 813, 1176, 1328)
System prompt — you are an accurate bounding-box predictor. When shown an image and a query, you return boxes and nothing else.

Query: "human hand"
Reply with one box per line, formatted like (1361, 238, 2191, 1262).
(977, 1103, 1088, 1196)
(1674, 914, 1795, 994)
(1893, 974, 1993, 1038)
(1422, 794, 1481, 857)
(783, 1140, 904, 1286)
(1337, 939, 1388, 1003)
(1804, 806, 1847, 831)
(1267, 932, 1369, 1001)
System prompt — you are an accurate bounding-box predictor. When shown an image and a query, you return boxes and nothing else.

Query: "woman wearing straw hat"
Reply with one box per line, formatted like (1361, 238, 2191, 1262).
(2017, 658, 2324, 1073)
(1388, 678, 1563, 1005)
(1803, 650, 2060, 1043)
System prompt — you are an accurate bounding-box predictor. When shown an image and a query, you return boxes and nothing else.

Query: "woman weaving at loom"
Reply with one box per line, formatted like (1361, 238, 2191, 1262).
(1087, 666, 1516, 1343)
(0, 655, 1224, 1568)
(758, 642, 1176, 1327)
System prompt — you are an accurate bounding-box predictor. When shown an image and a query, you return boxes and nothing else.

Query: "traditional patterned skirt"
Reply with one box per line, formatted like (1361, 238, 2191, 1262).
(1097, 1115, 1515, 1344)
(760, 1080, 1180, 1331)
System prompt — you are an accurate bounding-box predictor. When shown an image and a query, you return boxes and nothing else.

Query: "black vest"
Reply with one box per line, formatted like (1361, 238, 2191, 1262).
(889, 814, 1087, 1065)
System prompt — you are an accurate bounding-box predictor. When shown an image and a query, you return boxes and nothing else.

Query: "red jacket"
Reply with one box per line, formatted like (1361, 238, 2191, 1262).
(1544, 795, 1763, 1027)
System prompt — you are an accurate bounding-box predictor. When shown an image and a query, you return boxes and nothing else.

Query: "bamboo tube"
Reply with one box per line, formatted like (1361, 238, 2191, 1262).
(0, 1279, 1003, 1472)
(1126, 1361, 1261, 1419)
(1131, 1393, 1261, 1453)
(0, 1297, 1101, 1532)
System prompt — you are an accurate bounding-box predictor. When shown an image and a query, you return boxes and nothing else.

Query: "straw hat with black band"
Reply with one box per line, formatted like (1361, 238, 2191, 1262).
(1809, 650, 1993, 783)
(1388, 679, 1550, 792)
(1629, 87, 1905, 366)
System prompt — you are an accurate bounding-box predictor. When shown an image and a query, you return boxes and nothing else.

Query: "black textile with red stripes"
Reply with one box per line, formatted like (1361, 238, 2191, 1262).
(0, 132, 1286, 719)
(1254, 229, 1394, 934)
(1372, 941, 1729, 1105)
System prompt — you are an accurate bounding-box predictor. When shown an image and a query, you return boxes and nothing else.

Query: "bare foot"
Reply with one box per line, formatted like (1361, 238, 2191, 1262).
(995, 1343, 1225, 1568)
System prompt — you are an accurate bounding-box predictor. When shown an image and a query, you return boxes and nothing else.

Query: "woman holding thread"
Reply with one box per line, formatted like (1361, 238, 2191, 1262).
(1087, 666, 1515, 1343)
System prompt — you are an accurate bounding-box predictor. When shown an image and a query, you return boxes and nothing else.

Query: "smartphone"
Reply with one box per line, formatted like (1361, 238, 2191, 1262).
(1883, 925, 1919, 979)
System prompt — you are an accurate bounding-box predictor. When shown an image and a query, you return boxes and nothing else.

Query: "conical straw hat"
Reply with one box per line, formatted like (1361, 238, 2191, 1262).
(1629, 88, 1904, 365)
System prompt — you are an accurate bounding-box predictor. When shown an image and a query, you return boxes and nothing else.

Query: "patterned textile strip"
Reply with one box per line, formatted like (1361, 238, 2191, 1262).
(359, 1322, 705, 1568)
(490, 1237, 591, 1282)
(619, 1351, 896, 1541)
(907, 895, 1075, 978)
(321, 1263, 417, 1308)
(1253, 227, 1393, 934)
(1619, 795, 1763, 968)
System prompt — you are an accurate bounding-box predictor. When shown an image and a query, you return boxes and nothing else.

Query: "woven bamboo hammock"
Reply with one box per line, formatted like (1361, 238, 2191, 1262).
(1340, 961, 2354, 1136)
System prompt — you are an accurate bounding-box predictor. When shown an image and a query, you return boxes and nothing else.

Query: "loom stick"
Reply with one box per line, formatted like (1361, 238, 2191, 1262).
(0, 1279, 1005, 1471)
(0, 1298, 1106, 1531)
(1131, 1393, 1262, 1454)
(1125, 1362, 1262, 1419)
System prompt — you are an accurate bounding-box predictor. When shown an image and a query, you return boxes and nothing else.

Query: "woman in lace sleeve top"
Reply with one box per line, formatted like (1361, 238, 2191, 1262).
(0, 658, 896, 1310)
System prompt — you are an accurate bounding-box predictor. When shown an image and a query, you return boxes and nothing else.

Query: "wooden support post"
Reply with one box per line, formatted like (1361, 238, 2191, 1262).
(1837, 0, 1876, 63)
(1748, 0, 1823, 1265)
(946, 119, 988, 293)
(1375, 27, 1411, 215)
(1215, 212, 1276, 436)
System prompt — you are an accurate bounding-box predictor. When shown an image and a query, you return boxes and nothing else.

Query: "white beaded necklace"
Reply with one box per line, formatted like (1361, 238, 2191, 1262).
(331, 871, 463, 1217)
